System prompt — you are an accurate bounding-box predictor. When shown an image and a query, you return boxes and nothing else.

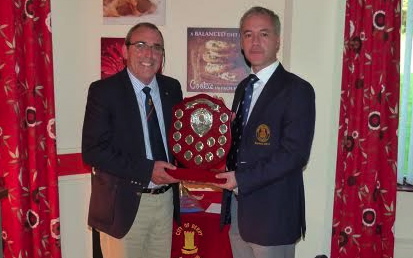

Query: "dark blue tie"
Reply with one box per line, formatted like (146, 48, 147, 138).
(227, 74, 259, 170)
(142, 87, 168, 161)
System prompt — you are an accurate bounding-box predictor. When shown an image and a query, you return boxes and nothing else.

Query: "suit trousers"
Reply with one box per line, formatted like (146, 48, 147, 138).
(229, 194, 296, 258)
(100, 188, 174, 258)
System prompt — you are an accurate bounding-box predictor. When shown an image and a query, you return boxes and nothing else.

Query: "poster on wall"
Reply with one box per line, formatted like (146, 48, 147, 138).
(103, 0, 165, 25)
(187, 27, 249, 93)
(101, 38, 125, 79)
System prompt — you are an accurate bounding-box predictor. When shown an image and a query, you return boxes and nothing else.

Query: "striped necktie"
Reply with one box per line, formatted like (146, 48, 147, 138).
(142, 87, 167, 161)
(227, 74, 259, 170)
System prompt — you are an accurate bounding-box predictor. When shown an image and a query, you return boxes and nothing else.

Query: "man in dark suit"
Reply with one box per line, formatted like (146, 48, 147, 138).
(215, 6, 316, 258)
(82, 22, 182, 258)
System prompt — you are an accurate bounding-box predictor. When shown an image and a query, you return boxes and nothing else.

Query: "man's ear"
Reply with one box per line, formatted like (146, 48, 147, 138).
(275, 37, 281, 52)
(122, 44, 128, 60)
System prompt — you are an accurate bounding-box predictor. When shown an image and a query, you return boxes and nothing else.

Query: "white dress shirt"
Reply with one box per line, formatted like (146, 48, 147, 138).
(127, 69, 167, 188)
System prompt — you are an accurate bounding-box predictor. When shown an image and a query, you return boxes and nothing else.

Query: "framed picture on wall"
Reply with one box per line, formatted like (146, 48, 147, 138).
(101, 38, 125, 79)
(103, 0, 166, 25)
(187, 27, 249, 93)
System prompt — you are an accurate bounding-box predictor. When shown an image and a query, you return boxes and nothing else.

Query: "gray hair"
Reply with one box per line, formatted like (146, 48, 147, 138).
(240, 6, 281, 36)
(125, 22, 164, 46)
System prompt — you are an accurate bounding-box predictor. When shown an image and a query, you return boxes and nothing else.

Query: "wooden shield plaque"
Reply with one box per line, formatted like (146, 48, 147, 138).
(167, 94, 231, 183)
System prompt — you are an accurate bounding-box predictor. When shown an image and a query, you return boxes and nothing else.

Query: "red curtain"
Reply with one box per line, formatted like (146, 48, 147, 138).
(0, 1, 61, 257)
(331, 0, 400, 257)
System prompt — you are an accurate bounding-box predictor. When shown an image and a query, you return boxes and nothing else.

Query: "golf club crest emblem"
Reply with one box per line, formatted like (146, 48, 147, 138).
(255, 124, 270, 145)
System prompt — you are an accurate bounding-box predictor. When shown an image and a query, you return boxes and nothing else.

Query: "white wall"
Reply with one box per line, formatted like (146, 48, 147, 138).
(395, 192, 413, 258)
(51, 0, 412, 257)
(288, 1, 345, 256)
(58, 174, 92, 258)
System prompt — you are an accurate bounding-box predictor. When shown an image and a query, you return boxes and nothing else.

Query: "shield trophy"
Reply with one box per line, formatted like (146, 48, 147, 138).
(167, 94, 231, 184)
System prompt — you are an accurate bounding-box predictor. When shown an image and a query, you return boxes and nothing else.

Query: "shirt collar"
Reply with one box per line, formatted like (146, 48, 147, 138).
(251, 61, 279, 85)
(126, 68, 158, 93)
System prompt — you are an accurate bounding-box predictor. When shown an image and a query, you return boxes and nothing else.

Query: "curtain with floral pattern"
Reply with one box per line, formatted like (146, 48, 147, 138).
(331, 0, 400, 257)
(0, 0, 61, 257)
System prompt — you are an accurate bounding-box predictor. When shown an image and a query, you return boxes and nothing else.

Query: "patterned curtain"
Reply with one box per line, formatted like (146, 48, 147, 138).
(0, 1, 61, 257)
(330, 1, 400, 257)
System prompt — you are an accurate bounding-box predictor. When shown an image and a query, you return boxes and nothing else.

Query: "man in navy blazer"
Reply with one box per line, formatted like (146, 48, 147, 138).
(215, 7, 316, 258)
(82, 23, 182, 258)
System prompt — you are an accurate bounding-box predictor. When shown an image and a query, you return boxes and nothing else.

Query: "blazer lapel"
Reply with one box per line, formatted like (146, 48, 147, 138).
(119, 69, 144, 145)
(156, 74, 175, 160)
(156, 75, 173, 131)
(246, 64, 288, 128)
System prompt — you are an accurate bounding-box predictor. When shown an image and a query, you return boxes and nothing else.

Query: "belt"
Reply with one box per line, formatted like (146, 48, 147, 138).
(141, 184, 171, 194)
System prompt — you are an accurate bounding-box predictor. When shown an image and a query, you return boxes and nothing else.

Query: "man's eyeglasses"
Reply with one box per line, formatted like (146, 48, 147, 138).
(127, 41, 164, 54)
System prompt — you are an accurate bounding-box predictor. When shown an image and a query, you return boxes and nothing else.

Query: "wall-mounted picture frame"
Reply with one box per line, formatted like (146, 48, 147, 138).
(101, 37, 125, 79)
(187, 27, 249, 93)
(103, 0, 165, 25)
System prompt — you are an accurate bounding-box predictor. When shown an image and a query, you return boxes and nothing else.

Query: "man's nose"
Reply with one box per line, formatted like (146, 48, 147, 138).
(142, 47, 154, 57)
(251, 34, 260, 45)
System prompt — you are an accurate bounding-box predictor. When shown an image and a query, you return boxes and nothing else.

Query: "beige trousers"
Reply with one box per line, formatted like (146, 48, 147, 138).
(100, 188, 174, 258)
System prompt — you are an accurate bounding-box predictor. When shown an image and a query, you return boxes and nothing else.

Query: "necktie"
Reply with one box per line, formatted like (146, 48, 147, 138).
(227, 74, 259, 170)
(142, 87, 168, 161)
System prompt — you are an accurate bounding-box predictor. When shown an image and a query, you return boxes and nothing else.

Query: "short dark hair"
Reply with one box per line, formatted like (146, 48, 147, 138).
(240, 6, 281, 36)
(125, 22, 164, 46)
